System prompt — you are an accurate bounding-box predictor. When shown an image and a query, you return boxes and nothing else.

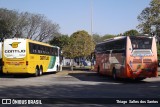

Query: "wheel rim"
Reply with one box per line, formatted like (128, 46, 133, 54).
(35, 68, 38, 76)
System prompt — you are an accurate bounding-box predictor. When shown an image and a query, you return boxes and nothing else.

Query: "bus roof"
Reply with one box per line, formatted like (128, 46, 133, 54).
(97, 36, 154, 45)
(4, 38, 60, 48)
(97, 36, 126, 45)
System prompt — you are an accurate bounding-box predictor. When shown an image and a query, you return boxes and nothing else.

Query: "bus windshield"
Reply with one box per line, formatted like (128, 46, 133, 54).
(130, 37, 152, 49)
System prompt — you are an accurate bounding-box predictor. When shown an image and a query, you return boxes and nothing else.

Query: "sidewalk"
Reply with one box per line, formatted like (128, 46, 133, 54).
(62, 66, 91, 71)
(61, 67, 160, 76)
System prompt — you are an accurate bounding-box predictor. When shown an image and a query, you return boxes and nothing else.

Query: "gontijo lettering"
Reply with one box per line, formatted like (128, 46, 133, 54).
(5, 50, 25, 53)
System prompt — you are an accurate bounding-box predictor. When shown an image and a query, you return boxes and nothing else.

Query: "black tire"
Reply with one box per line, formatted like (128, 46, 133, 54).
(158, 61, 160, 67)
(56, 65, 59, 72)
(112, 68, 117, 80)
(135, 77, 146, 81)
(97, 66, 100, 75)
(34, 67, 39, 77)
(39, 68, 43, 76)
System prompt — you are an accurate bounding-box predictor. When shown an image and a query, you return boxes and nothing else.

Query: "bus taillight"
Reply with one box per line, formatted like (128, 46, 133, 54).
(2, 61, 4, 66)
(26, 61, 28, 66)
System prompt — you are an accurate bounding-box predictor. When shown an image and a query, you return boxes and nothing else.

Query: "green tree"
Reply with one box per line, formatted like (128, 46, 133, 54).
(137, 0, 160, 35)
(62, 30, 95, 70)
(92, 33, 102, 43)
(92, 34, 115, 43)
(123, 29, 139, 36)
(157, 44, 160, 61)
(0, 8, 18, 38)
(49, 34, 70, 50)
(150, 0, 160, 35)
(63, 30, 95, 58)
(101, 34, 115, 41)
(0, 8, 60, 42)
(0, 20, 12, 38)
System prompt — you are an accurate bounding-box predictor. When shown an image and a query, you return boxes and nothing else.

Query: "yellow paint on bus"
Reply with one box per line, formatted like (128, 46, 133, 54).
(3, 38, 60, 76)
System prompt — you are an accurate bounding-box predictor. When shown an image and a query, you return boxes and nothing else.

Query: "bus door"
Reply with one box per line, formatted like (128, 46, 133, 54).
(109, 50, 122, 76)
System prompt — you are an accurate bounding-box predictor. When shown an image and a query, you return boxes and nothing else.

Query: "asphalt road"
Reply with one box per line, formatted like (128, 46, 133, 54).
(0, 70, 160, 107)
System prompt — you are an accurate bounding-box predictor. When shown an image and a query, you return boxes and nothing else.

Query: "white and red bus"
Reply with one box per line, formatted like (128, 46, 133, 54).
(93, 36, 158, 80)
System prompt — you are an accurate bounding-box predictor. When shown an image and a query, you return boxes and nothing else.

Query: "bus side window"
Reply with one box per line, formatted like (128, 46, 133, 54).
(50, 48, 53, 55)
(33, 44, 37, 53)
(132, 41, 138, 48)
(42, 46, 45, 54)
(29, 43, 33, 54)
(44, 47, 47, 54)
(41, 46, 44, 54)
(37, 45, 40, 54)
(54, 48, 58, 56)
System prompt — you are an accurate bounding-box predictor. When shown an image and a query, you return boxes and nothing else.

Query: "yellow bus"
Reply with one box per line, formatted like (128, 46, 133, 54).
(3, 38, 61, 76)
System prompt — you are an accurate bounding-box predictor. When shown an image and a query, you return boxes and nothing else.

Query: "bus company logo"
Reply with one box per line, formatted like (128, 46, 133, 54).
(9, 42, 21, 48)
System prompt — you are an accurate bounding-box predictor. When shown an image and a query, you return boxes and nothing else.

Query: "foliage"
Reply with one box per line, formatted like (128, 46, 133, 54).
(137, 0, 160, 35)
(0, 8, 60, 42)
(92, 34, 115, 43)
(101, 34, 115, 40)
(157, 44, 160, 60)
(92, 34, 102, 43)
(0, 8, 18, 38)
(123, 29, 139, 36)
(49, 34, 70, 49)
(63, 30, 95, 58)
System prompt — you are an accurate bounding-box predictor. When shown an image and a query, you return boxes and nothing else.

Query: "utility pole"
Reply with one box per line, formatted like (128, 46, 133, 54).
(90, 0, 93, 37)
(90, 0, 93, 70)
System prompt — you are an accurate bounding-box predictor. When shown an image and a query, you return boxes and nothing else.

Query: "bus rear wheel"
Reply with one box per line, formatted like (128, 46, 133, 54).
(97, 66, 100, 75)
(135, 77, 146, 81)
(39, 68, 43, 76)
(112, 68, 117, 80)
(34, 67, 39, 77)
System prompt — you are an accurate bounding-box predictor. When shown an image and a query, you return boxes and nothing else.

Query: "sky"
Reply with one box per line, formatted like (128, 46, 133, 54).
(0, 0, 151, 36)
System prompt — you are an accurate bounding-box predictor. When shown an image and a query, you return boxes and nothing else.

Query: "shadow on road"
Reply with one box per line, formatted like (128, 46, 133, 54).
(0, 80, 160, 97)
(0, 72, 57, 79)
(68, 71, 149, 84)
(0, 71, 160, 107)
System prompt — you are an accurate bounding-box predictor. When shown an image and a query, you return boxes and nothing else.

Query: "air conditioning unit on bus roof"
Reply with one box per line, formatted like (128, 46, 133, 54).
(113, 36, 126, 39)
(103, 36, 125, 41)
